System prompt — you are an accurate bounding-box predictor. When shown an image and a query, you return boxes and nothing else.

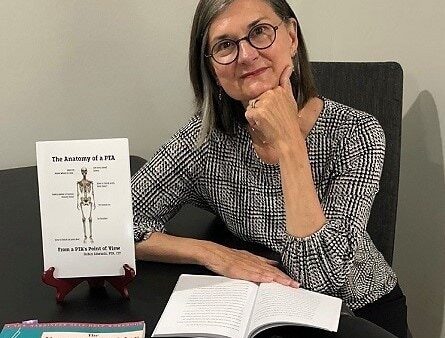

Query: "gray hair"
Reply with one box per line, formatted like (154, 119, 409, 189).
(189, 0, 318, 144)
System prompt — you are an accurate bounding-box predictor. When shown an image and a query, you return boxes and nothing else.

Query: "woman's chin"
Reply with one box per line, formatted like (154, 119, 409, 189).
(228, 83, 275, 104)
(243, 84, 273, 100)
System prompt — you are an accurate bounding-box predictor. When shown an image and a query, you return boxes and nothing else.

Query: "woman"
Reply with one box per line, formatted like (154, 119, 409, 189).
(132, 0, 407, 336)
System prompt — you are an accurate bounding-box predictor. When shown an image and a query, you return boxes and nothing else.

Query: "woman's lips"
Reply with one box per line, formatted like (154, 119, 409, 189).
(241, 67, 269, 78)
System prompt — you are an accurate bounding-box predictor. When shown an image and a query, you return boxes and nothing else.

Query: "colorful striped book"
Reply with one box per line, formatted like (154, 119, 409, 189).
(0, 321, 145, 338)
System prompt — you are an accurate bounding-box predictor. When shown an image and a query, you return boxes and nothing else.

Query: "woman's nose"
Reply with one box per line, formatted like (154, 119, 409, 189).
(237, 40, 259, 63)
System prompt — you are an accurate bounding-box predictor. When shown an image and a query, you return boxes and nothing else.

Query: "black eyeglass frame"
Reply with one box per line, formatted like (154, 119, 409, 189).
(205, 21, 284, 65)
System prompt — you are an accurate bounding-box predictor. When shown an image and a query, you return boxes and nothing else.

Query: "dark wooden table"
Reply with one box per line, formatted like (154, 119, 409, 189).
(0, 165, 396, 337)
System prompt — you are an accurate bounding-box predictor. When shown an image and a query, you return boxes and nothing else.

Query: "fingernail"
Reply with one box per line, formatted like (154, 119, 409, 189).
(292, 281, 300, 288)
(287, 280, 297, 287)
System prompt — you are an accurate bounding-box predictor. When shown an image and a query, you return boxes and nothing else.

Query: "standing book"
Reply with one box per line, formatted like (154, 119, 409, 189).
(36, 138, 135, 278)
(152, 274, 342, 338)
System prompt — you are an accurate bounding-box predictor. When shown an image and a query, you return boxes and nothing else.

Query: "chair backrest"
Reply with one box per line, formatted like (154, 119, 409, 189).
(130, 155, 148, 176)
(311, 62, 403, 266)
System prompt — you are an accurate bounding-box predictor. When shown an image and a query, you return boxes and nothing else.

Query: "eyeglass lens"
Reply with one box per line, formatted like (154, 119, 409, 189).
(211, 23, 277, 65)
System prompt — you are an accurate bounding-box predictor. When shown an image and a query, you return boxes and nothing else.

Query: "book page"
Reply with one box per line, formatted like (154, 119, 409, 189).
(152, 274, 258, 338)
(247, 283, 342, 336)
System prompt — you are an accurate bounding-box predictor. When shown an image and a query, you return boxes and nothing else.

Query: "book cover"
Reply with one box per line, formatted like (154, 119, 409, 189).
(36, 138, 136, 278)
(0, 321, 145, 338)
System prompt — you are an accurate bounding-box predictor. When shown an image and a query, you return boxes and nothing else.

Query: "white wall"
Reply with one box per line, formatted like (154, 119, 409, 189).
(1, 1, 444, 337)
(0, 1, 197, 168)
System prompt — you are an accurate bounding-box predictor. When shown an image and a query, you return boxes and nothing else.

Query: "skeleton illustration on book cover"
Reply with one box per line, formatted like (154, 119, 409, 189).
(76, 167, 96, 243)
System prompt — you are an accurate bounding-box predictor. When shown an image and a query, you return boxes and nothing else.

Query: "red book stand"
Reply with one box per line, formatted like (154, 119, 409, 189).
(42, 264, 135, 302)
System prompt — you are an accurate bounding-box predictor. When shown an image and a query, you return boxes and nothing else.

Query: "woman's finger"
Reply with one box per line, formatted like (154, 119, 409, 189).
(235, 262, 299, 287)
(207, 244, 299, 288)
(278, 64, 294, 98)
(233, 250, 299, 287)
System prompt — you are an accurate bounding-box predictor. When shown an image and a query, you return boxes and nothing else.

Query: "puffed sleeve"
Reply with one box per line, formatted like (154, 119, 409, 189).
(131, 117, 208, 242)
(281, 114, 385, 293)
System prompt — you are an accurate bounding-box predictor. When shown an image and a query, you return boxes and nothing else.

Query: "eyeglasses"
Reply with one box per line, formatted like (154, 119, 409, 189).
(206, 21, 283, 65)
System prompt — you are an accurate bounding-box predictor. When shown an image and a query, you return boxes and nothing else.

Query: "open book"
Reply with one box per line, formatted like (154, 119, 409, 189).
(152, 274, 342, 338)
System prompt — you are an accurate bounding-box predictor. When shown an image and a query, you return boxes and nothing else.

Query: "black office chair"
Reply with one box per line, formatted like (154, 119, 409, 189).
(311, 61, 403, 266)
(311, 61, 410, 336)
(130, 155, 148, 176)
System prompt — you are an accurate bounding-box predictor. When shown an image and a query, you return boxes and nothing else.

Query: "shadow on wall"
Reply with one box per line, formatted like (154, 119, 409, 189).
(395, 90, 445, 338)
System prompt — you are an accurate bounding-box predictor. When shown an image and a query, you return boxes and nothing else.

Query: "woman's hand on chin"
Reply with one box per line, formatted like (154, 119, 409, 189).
(244, 65, 303, 151)
(199, 241, 299, 288)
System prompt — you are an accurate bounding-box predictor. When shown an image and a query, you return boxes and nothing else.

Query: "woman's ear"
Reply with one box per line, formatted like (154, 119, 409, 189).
(214, 75, 221, 87)
(205, 59, 220, 86)
(286, 18, 298, 56)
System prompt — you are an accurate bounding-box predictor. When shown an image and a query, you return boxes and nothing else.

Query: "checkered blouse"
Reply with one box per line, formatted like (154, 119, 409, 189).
(131, 98, 397, 310)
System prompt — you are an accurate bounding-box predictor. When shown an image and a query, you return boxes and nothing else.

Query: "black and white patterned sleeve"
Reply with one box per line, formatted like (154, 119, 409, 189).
(281, 115, 385, 293)
(131, 117, 207, 242)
